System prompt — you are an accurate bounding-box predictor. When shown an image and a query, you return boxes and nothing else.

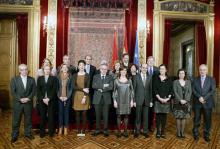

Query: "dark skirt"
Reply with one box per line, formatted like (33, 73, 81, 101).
(154, 101, 170, 113)
(172, 102, 191, 119)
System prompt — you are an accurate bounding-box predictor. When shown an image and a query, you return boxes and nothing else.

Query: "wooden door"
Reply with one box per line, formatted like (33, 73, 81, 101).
(0, 19, 17, 109)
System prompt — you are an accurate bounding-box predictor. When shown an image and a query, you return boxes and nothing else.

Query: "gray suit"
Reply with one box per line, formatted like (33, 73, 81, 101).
(92, 74, 113, 132)
(133, 73, 152, 134)
(10, 76, 36, 138)
(192, 76, 216, 138)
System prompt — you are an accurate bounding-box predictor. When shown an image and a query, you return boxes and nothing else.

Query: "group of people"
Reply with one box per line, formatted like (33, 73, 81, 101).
(10, 53, 216, 144)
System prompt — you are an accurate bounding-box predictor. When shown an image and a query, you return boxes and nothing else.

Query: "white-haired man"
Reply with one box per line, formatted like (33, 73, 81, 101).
(10, 64, 36, 143)
(192, 64, 216, 142)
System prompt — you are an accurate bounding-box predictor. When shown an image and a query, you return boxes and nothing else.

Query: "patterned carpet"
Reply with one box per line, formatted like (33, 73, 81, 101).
(0, 111, 220, 149)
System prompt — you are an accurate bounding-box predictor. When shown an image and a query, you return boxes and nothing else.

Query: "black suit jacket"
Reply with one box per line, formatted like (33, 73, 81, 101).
(10, 76, 36, 103)
(133, 73, 152, 106)
(86, 64, 96, 81)
(92, 74, 113, 105)
(37, 76, 57, 104)
(86, 65, 96, 98)
(193, 76, 216, 109)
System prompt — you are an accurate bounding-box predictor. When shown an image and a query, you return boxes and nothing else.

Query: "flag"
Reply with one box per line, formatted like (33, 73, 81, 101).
(112, 28, 118, 67)
(122, 28, 128, 54)
(133, 31, 139, 65)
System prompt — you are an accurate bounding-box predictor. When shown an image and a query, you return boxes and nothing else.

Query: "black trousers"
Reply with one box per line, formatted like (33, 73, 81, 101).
(193, 107, 212, 138)
(94, 98, 110, 132)
(148, 106, 154, 129)
(39, 102, 55, 136)
(12, 102, 32, 138)
(135, 105, 149, 134)
(156, 113, 167, 133)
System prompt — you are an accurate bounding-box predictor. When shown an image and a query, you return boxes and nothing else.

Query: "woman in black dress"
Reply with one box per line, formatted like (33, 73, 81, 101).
(153, 64, 173, 138)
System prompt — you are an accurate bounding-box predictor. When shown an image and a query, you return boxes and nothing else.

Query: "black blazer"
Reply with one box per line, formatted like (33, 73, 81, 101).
(72, 73, 90, 96)
(92, 74, 113, 105)
(10, 76, 36, 103)
(57, 75, 73, 99)
(87, 64, 96, 81)
(37, 76, 57, 104)
(192, 76, 216, 109)
(133, 73, 152, 106)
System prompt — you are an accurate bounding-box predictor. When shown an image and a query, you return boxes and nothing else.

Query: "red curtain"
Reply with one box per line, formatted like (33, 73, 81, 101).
(163, 20, 172, 66)
(195, 22, 207, 66)
(16, 14, 28, 64)
(39, 0, 48, 67)
(146, 0, 153, 57)
(126, 0, 137, 62)
(214, 0, 220, 86)
(56, 0, 69, 67)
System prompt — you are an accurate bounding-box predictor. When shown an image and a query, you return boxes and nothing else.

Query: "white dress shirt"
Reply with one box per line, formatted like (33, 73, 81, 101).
(20, 75, 27, 89)
(85, 64, 90, 74)
(141, 73, 147, 86)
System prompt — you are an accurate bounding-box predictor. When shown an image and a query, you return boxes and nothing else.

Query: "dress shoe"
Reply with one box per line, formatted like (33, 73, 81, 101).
(104, 132, 109, 137)
(181, 132, 185, 139)
(177, 132, 181, 138)
(156, 131, 161, 139)
(123, 131, 129, 138)
(143, 133, 149, 138)
(116, 131, 121, 138)
(25, 135, 35, 140)
(49, 133, 54, 138)
(204, 137, 211, 142)
(40, 133, 45, 138)
(64, 128, 68, 135)
(92, 131, 100, 136)
(133, 133, 139, 138)
(11, 137, 17, 143)
(149, 128, 154, 132)
(58, 128, 63, 135)
(103, 132, 109, 137)
(194, 136, 199, 141)
(161, 134, 166, 138)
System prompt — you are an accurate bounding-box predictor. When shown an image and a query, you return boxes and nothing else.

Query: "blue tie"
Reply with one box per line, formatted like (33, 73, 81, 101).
(150, 68, 153, 75)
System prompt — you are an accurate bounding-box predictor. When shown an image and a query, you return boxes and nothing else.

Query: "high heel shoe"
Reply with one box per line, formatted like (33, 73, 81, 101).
(64, 128, 68, 135)
(116, 131, 121, 138)
(58, 128, 63, 135)
(181, 132, 185, 138)
(177, 131, 181, 138)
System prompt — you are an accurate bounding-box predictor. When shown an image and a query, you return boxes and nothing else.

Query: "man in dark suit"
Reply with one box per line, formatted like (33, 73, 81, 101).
(85, 55, 97, 129)
(192, 64, 216, 142)
(147, 56, 159, 77)
(133, 63, 153, 138)
(10, 64, 36, 143)
(147, 56, 159, 131)
(57, 55, 77, 75)
(92, 63, 113, 137)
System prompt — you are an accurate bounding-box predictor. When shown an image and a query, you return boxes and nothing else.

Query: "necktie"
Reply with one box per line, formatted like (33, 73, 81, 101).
(201, 77, 205, 88)
(102, 76, 105, 84)
(150, 67, 153, 75)
(143, 74, 146, 86)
